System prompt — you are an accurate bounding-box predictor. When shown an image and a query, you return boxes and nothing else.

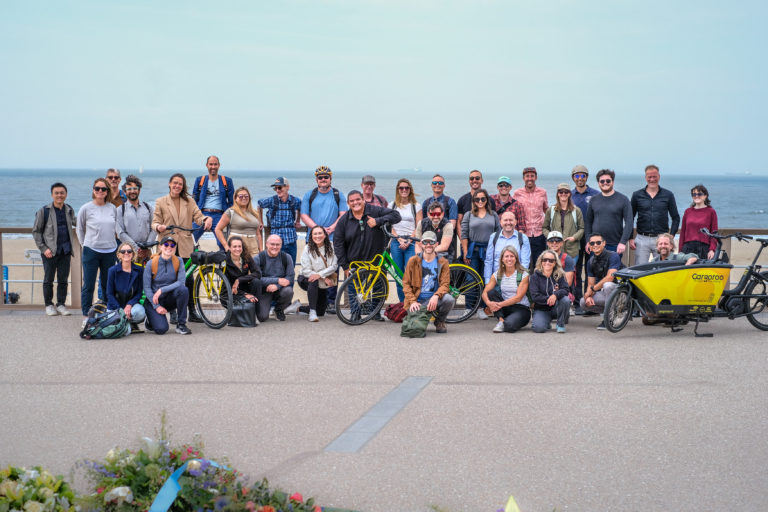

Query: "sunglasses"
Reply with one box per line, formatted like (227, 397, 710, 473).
(432, 181, 445, 186)
(317, 175, 330, 180)
(421, 240, 437, 245)
(429, 211, 443, 217)
(125, 187, 139, 192)
(469, 176, 482, 181)
(588, 240, 603, 246)
(163, 242, 176, 248)
(359, 219, 365, 232)
(557, 190, 571, 195)
(237, 194, 250, 199)
(93, 186, 108, 192)
(548, 239, 563, 243)
(398, 186, 410, 191)
(498, 183, 511, 188)
(691, 192, 705, 197)
(573, 173, 587, 179)
(474, 197, 487, 203)
(119, 249, 134, 254)
(599, 179, 613, 184)
(107, 176, 120, 181)
(541, 258, 556, 263)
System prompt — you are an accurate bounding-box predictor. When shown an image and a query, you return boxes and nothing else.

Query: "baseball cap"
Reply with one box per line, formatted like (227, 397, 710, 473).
(361, 175, 376, 184)
(315, 166, 332, 176)
(522, 167, 537, 176)
(421, 231, 437, 243)
(547, 231, 564, 241)
(270, 177, 289, 187)
(497, 176, 512, 185)
(571, 165, 588, 177)
(160, 235, 176, 246)
(557, 183, 570, 191)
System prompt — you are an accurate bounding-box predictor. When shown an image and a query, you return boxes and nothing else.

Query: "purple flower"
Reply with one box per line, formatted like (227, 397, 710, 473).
(214, 497, 229, 511)
(189, 470, 202, 477)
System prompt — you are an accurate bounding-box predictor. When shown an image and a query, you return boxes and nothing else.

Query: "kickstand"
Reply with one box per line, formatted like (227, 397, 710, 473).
(670, 320, 684, 333)
(694, 316, 713, 338)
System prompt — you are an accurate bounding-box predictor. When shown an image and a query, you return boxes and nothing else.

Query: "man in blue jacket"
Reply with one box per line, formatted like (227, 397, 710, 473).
(192, 156, 234, 250)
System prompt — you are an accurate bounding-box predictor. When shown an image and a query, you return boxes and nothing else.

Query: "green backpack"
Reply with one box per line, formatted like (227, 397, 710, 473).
(80, 308, 130, 339)
(400, 307, 432, 338)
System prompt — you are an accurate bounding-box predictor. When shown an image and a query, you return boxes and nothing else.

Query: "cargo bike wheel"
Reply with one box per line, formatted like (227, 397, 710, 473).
(604, 284, 632, 333)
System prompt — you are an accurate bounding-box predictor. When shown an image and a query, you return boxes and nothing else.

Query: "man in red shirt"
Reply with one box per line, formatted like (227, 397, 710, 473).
(513, 167, 549, 270)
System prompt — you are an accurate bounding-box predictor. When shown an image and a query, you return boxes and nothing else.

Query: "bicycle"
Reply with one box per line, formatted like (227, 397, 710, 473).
(335, 228, 484, 326)
(145, 225, 233, 329)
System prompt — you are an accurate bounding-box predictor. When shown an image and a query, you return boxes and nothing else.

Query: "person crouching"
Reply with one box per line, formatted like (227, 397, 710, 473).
(143, 236, 190, 335)
(529, 249, 571, 333)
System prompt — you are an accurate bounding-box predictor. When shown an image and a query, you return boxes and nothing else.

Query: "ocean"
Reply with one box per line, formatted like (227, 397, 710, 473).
(1, 169, 766, 232)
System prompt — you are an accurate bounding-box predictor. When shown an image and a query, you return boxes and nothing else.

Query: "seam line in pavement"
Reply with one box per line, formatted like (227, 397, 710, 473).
(324, 376, 433, 453)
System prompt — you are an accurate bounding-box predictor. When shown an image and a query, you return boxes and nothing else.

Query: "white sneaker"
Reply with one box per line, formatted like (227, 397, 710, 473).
(478, 309, 489, 320)
(82, 317, 88, 328)
(493, 320, 505, 333)
(284, 300, 301, 315)
(308, 310, 319, 322)
(56, 305, 71, 316)
(46, 305, 58, 316)
(269, 307, 275, 317)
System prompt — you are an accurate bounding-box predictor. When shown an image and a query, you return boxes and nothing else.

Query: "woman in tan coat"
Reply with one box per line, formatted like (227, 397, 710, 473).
(151, 173, 211, 322)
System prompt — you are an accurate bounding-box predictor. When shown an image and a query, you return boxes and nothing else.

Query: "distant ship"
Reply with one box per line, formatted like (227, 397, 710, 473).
(725, 171, 750, 175)
(398, 167, 422, 173)
(139, 164, 144, 174)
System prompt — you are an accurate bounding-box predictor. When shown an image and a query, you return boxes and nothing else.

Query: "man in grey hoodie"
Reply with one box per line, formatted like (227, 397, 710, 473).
(143, 236, 191, 335)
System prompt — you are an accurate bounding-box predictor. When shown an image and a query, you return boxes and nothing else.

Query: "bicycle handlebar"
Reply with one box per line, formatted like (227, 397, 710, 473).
(165, 224, 195, 233)
(700, 228, 752, 242)
(382, 226, 421, 243)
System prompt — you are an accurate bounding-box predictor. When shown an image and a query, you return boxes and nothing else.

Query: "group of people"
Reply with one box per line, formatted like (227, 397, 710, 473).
(32, 159, 720, 336)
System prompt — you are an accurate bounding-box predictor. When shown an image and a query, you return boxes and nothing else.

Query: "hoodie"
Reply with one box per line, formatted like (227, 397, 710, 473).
(528, 269, 569, 311)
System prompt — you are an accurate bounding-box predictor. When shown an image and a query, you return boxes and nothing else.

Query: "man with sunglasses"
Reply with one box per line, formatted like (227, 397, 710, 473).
(580, 233, 623, 329)
(257, 177, 302, 265)
(421, 174, 459, 258)
(192, 156, 234, 250)
(116, 174, 155, 262)
(106, 168, 127, 208)
(628, 165, 680, 266)
(513, 167, 549, 270)
(489, 176, 527, 231)
(571, 165, 599, 315)
(457, 170, 484, 262)
(361, 175, 388, 207)
(584, 169, 633, 257)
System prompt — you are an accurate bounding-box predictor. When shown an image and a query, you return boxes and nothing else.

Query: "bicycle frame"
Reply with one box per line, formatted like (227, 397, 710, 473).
(348, 251, 401, 300)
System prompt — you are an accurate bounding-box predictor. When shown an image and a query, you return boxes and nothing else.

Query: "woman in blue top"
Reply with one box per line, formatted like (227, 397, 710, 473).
(106, 242, 146, 332)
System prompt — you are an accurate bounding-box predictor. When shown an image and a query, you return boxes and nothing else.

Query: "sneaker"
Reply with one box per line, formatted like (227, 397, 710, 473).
(82, 317, 88, 328)
(597, 321, 606, 330)
(269, 307, 275, 318)
(434, 319, 447, 334)
(188, 310, 204, 323)
(169, 310, 178, 324)
(556, 325, 566, 333)
(477, 309, 489, 320)
(299, 311, 309, 316)
(373, 311, 385, 322)
(144, 317, 154, 332)
(46, 305, 58, 316)
(130, 323, 142, 334)
(493, 320, 505, 333)
(547, 322, 553, 330)
(284, 300, 301, 315)
(574, 306, 586, 316)
(176, 324, 192, 335)
(275, 308, 286, 321)
(308, 310, 319, 322)
(583, 311, 600, 317)
(56, 305, 71, 316)
(326, 306, 336, 315)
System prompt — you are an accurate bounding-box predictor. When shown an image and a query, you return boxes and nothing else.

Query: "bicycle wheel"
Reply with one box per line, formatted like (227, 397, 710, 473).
(445, 264, 484, 323)
(745, 274, 768, 331)
(336, 269, 389, 326)
(604, 284, 632, 333)
(194, 268, 233, 329)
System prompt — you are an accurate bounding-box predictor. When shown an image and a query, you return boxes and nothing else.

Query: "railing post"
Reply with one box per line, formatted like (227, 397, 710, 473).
(71, 231, 82, 310)
(722, 237, 733, 290)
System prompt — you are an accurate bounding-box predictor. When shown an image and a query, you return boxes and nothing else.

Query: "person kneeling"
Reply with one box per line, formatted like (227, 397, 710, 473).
(402, 231, 455, 334)
(254, 235, 295, 322)
(482, 246, 531, 333)
(225, 236, 262, 320)
(298, 226, 338, 322)
(107, 243, 146, 334)
(143, 236, 190, 335)
(529, 250, 571, 333)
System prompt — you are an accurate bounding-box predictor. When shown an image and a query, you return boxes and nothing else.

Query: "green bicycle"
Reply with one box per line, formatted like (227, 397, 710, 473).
(336, 229, 484, 326)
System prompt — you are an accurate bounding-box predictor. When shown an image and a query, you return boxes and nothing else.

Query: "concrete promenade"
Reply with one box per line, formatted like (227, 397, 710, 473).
(2, 311, 768, 511)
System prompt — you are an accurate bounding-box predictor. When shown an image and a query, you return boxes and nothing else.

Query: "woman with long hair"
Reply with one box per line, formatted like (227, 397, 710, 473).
(461, 188, 500, 318)
(298, 225, 338, 321)
(679, 184, 718, 260)
(215, 186, 262, 254)
(76, 177, 118, 322)
(388, 178, 422, 301)
(529, 249, 571, 333)
(106, 242, 146, 333)
(224, 236, 262, 311)
(482, 246, 531, 333)
(542, 183, 584, 260)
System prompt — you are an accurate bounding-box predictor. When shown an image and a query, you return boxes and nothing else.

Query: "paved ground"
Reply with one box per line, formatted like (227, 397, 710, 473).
(2, 310, 768, 511)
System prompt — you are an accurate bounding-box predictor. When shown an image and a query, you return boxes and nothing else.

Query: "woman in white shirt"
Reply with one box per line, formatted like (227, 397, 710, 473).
(481, 246, 531, 333)
(298, 225, 339, 322)
(388, 178, 423, 302)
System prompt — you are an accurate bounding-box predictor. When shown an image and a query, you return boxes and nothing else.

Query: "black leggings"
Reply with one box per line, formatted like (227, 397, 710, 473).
(236, 278, 263, 301)
(487, 288, 531, 332)
(297, 275, 327, 316)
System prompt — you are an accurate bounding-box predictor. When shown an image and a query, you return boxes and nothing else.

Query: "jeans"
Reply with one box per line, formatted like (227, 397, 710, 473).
(297, 275, 328, 315)
(532, 296, 571, 332)
(193, 211, 224, 250)
(81, 246, 117, 315)
(467, 244, 488, 309)
(126, 303, 146, 323)
(257, 286, 294, 322)
(633, 234, 659, 265)
(416, 294, 456, 323)
(281, 242, 297, 267)
(146, 287, 189, 334)
(529, 235, 547, 271)
(486, 288, 531, 332)
(389, 241, 417, 302)
(42, 251, 71, 307)
(579, 282, 617, 314)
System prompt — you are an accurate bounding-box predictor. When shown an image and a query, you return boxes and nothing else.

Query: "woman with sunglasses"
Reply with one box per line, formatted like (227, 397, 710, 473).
(215, 186, 262, 255)
(143, 236, 190, 335)
(678, 184, 718, 260)
(529, 249, 571, 333)
(542, 183, 584, 261)
(482, 246, 531, 333)
(76, 177, 119, 322)
(106, 242, 146, 333)
(388, 178, 423, 301)
(460, 188, 500, 318)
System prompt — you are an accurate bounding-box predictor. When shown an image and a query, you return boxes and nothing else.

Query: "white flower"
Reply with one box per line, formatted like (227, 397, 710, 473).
(39, 488, 55, 500)
(104, 486, 133, 506)
(142, 438, 162, 459)
(23, 501, 44, 512)
(186, 460, 201, 472)
(56, 497, 70, 510)
(21, 470, 39, 484)
(105, 448, 118, 463)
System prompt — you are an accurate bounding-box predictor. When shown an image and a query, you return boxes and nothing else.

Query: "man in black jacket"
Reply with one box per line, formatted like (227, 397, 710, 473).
(334, 190, 401, 321)
(628, 165, 680, 265)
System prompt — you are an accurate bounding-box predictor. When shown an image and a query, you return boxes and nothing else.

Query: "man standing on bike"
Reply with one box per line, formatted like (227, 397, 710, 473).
(580, 232, 623, 329)
(652, 233, 698, 265)
(117, 174, 156, 261)
(628, 165, 680, 265)
(192, 156, 234, 250)
(402, 231, 455, 334)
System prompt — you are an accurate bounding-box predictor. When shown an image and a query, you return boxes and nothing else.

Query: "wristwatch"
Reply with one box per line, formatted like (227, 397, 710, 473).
(590, 285, 596, 292)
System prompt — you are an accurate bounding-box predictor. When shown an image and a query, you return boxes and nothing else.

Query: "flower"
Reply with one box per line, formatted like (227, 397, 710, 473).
(214, 497, 229, 511)
(21, 470, 39, 483)
(186, 460, 201, 472)
(0, 479, 18, 496)
(142, 438, 162, 459)
(23, 501, 44, 512)
(289, 493, 303, 502)
(104, 486, 134, 506)
(145, 464, 161, 480)
(56, 497, 71, 510)
(96, 487, 104, 494)
(105, 448, 118, 463)
(314, 507, 322, 512)
(245, 501, 256, 512)
(259, 507, 276, 512)
(39, 488, 55, 500)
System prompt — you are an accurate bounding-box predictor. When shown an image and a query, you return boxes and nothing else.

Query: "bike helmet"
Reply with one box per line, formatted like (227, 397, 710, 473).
(315, 166, 332, 176)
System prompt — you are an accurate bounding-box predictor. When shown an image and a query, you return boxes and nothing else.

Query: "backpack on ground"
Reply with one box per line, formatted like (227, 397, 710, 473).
(400, 307, 432, 338)
(308, 187, 341, 216)
(384, 302, 407, 323)
(80, 306, 129, 339)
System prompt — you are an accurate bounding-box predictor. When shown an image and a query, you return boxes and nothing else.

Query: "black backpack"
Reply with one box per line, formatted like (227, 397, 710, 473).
(257, 250, 292, 275)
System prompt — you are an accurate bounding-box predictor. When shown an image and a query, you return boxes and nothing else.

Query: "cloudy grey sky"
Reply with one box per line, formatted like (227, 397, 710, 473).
(1, 0, 766, 174)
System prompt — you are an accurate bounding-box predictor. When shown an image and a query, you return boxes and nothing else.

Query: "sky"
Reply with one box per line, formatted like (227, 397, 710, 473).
(1, 0, 767, 174)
